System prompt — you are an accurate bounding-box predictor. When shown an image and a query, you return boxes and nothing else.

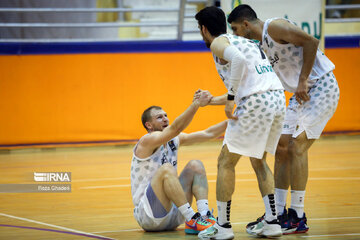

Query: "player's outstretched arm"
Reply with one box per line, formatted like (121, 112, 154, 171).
(179, 120, 228, 146)
(138, 91, 211, 155)
(211, 37, 244, 119)
(209, 94, 227, 105)
(268, 19, 319, 104)
(194, 90, 226, 105)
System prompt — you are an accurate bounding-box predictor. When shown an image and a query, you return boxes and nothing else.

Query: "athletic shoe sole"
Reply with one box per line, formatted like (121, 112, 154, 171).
(185, 228, 200, 235)
(283, 228, 309, 235)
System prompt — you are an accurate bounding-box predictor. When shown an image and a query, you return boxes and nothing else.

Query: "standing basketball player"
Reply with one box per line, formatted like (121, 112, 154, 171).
(195, 6, 286, 239)
(131, 90, 228, 234)
(227, 4, 340, 235)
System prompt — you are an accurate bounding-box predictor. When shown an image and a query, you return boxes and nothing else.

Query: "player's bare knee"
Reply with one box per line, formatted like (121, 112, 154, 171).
(159, 163, 177, 178)
(290, 134, 311, 157)
(217, 145, 239, 170)
(288, 140, 305, 159)
(185, 159, 205, 175)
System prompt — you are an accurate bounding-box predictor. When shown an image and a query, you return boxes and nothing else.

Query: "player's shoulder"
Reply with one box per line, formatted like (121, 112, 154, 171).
(267, 18, 296, 42)
(268, 18, 292, 31)
(135, 132, 163, 158)
(212, 35, 230, 47)
(210, 35, 231, 58)
(138, 132, 159, 146)
(267, 18, 295, 31)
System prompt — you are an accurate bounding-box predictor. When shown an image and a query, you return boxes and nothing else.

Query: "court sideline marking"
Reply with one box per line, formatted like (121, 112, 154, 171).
(0, 212, 116, 240)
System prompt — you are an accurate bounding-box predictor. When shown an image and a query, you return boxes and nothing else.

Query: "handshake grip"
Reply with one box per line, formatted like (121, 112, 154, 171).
(193, 89, 213, 107)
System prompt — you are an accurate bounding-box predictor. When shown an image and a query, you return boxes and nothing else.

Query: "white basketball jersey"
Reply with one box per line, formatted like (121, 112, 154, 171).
(214, 34, 283, 102)
(131, 136, 179, 207)
(261, 18, 335, 93)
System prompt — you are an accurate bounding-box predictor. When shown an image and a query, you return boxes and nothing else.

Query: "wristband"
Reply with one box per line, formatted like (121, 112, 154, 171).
(227, 94, 235, 101)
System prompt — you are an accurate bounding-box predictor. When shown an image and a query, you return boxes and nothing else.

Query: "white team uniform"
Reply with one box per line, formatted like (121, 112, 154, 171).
(262, 18, 340, 139)
(214, 34, 285, 159)
(131, 136, 184, 231)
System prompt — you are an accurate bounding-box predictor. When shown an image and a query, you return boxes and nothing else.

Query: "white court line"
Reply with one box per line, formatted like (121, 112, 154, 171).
(80, 176, 360, 189)
(208, 177, 360, 183)
(309, 177, 360, 180)
(301, 233, 360, 238)
(92, 216, 360, 234)
(0, 212, 116, 240)
(231, 221, 248, 225)
(310, 166, 360, 172)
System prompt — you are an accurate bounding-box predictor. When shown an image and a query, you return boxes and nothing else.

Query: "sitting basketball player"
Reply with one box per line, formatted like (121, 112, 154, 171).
(131, 90, 227, 234)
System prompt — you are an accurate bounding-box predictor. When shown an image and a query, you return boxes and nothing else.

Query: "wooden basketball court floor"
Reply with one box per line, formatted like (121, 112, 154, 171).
(0, 135, 360, 240)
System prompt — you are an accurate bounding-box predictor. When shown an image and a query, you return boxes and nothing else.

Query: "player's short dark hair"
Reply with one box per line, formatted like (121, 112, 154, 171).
(228, 4, 258, 24)
(195, 6, 227, 37)
(141, 106, 162, 130)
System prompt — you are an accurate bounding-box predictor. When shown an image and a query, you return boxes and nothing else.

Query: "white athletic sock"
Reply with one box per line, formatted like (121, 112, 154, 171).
(263, 194, 277, 221)
(197, 199, 210, 216)
(275, 188, 288, 215)
(178, 203, 196, 222)
(291, 190, 305, 218)
(217, 200, 231, 225)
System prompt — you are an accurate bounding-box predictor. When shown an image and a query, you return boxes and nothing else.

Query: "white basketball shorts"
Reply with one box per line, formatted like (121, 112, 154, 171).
(282, 71, 340, 139)
(133, 184, 184, 231)
(224, 89, 286, 159)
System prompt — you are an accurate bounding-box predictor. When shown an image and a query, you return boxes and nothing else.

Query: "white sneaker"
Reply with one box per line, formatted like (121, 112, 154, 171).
(198, 222, 234, 240)
(246, 219, 282, 238)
